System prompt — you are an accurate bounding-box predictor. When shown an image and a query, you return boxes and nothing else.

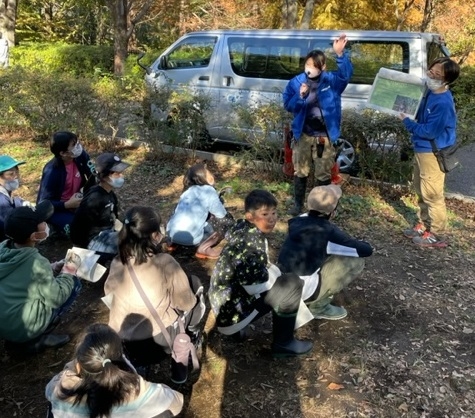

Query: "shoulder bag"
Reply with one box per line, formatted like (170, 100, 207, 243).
(126, 262, 199, 384)
(430, 140, 460, 173)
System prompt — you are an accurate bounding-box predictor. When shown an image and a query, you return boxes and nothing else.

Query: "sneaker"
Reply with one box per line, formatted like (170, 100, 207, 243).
(311, 304, 348, 320)
(412, 231, 447, 248)
(403, 223, 425, 238)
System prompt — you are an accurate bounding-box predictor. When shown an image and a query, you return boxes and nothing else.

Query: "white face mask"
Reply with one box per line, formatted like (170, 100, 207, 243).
(70, 143, 83, 158)
(108, 176, 125, 188)
(305, 66, 321, 79)
(34, 224, 50, 243)
(4, 178, 19, 191)
(425, 77, 445, 91)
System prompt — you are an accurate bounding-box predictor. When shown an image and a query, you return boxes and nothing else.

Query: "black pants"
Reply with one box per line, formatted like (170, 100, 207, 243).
(252, 273, 303, 320)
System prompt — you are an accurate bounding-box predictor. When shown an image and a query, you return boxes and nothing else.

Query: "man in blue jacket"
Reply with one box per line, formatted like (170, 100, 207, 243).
(278, 185, 373, 320)
(37, 131, 94, 237)
(283, 34, 353, 216)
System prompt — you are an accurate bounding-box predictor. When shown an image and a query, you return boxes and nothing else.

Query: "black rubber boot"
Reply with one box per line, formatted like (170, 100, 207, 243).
(289, 176, 307, 216)
(271, 312, 313, 358)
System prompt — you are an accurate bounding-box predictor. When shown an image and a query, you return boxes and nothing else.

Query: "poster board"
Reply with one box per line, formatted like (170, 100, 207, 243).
(366, 68, 425, 119)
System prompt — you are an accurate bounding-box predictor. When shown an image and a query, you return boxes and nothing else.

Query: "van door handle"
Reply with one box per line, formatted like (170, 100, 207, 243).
(199, 76, 209, 81)
(223, 76, 233, 86)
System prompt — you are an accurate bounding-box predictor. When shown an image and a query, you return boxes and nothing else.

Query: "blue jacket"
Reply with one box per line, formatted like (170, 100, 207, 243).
(37, 151, 93, 212)
(283, 52, 353, 142)
(403, 90, 457, 153)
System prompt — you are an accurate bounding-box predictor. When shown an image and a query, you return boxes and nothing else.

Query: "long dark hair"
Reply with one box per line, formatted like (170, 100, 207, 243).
(118, 206, 162, 265)
(59, 324, 140, 418)
(183, 163, 211, 190)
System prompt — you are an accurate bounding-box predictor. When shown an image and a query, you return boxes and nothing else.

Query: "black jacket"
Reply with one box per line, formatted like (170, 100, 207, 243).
(278, 212, 373, 276)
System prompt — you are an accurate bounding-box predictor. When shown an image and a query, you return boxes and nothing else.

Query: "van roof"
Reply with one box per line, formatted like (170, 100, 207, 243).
(183, 29, 443, 41)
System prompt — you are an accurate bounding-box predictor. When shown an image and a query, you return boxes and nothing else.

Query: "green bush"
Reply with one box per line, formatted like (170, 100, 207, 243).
(340, 109, 413, 184)
(11, 43, 114, 76)
(452, 65, 475, 146)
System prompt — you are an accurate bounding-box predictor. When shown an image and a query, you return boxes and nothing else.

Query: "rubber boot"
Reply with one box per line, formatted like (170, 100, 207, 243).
(271, 312, 313, 358)
(195, 232, 222, 260)
(289, 176, 307, 216)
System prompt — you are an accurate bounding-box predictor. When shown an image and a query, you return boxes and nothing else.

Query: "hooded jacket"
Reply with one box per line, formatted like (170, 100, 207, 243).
(283, 52, 353, 142)
(0, 240, 75, 342)
(278, 212, 373, 277)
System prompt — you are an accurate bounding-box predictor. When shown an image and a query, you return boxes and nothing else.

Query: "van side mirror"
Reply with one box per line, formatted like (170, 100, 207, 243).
(159, 55, 168, 69)
(136, 52, 151, 75)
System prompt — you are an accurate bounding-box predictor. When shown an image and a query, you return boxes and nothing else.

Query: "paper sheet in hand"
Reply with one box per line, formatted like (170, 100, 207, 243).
(66, 247, 107, 282)
(367, 68, 425, 119)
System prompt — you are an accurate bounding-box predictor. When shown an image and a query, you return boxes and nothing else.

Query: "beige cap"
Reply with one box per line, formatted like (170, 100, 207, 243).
(307, 185, 342, 214)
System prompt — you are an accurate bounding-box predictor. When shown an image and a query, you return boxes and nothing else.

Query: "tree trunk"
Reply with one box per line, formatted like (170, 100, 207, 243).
(300, 0, 315, 29)
(282, 0, 298, 29)
(0, 0, 18, 46)
(107, 0, 128, 75)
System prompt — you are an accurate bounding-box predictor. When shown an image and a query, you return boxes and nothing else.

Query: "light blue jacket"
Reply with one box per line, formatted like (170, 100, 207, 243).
(283, 52, 353, 142)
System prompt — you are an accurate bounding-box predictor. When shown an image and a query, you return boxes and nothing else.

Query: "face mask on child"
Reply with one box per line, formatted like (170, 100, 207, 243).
(34, 224, 50, 243)
(70, 143, 83, 158)
(4, 178, 19, 191)
(108, 176, 125, 188)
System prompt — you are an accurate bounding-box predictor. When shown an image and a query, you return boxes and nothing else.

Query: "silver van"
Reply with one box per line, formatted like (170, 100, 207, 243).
(141, 29, 449, 170)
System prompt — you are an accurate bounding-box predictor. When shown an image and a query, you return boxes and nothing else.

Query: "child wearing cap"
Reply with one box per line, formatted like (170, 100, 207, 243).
(0, 201, 82, 354)
(0, 155, 31, 241)
(277, 185, 373, 320)
(37, 131, 93, 237)
(70, 153, 130, 258)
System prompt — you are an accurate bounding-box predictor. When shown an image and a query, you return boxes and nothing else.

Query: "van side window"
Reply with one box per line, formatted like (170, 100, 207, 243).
(344, 41, 410, 84)
(228, 37, 309, 80)
(164, 36, 217, 69)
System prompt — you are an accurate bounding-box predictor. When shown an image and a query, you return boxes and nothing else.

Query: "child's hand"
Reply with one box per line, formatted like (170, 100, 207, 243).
(61, 252, 81, 275)
(51, 260, 65, 275)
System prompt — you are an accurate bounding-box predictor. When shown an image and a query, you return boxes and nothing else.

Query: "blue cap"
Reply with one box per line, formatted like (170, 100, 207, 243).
(0, 155, 25, 173)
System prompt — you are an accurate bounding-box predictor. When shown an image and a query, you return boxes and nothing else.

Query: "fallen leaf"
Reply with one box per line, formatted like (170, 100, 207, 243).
(462, 327, 473, 334)
(328, 382, 345, 390)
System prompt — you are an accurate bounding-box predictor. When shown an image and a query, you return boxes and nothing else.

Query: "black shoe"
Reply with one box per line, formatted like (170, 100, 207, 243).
(271, 338, 313, 358)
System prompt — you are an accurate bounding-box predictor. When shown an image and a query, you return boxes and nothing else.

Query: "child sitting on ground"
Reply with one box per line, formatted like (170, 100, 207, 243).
(209, 189, 313, 358)
(166, 163, 233, 259)
(45, 323, 184, 418)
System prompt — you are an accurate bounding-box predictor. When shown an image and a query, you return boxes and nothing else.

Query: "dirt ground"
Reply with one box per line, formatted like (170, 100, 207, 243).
(0, 141, 474, 418)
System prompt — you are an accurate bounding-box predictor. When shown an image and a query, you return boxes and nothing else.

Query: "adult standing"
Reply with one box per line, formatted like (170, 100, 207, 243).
(401, 57, 460, 247)
(283, 34, 353, 216)
(37, 131, 93, 237)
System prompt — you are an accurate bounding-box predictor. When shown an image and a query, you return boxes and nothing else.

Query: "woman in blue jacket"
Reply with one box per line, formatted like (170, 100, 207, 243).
(401, 57, 460, 248)
(283, 34, 353, 216)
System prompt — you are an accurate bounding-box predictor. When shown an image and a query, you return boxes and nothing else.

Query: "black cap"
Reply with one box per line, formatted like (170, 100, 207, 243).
(5, 200, 54, 243)
(95, 153, 130, 176)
